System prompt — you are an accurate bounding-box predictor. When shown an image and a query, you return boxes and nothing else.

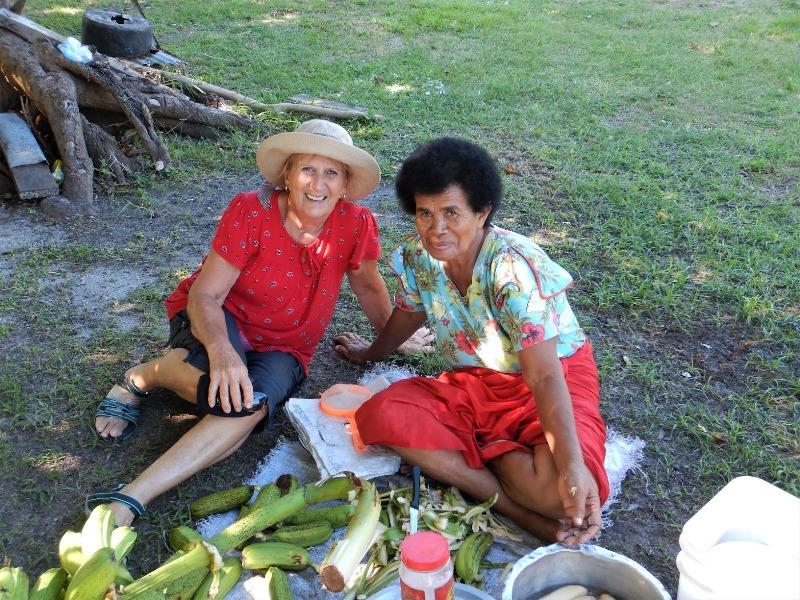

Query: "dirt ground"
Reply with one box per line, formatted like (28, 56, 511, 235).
(0, 175, 709, 597)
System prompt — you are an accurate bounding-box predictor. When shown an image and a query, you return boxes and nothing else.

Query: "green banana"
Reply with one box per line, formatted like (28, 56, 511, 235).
(278, 474, 298, 495)
(81, 504, 114, 558)
(210, 475, 357, 553)
(0, 566, 30, 600)
(166, 525, 204, 553)
(29, 567, 67, 600)
(454, 531, 493, 585)
(193, 557, 242, 600)
(240, 542, 311, 570)
(58, 531, 84, 576)
(111, 526, 137, 562)
(264, 567, 292, 600)
(284, 504, 355, 529)
(163, 567, 208, 600)
(261, 521, 333, 548)
(239, 483, 280, 520)
(64, 547, 118, 600)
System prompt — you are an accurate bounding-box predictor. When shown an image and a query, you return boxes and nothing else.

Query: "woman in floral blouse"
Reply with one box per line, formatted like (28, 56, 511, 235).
(335, 137, 608, 544)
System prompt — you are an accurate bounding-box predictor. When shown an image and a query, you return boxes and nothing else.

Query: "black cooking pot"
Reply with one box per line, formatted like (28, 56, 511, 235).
(81, 8, 154, 58)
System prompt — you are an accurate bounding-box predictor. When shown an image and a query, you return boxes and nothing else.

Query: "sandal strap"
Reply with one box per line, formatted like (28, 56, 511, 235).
(96, 397, 140, 423)
(124, 377, 150, 399)
(86, 484, 145, 517)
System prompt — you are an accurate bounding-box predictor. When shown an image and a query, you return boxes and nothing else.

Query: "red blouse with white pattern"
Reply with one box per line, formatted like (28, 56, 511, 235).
(164, 187, 381, 372)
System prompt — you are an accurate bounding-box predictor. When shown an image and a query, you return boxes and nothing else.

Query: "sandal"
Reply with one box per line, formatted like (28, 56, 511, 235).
(86, 484, 145, 518)
(94, 377, 150, 442)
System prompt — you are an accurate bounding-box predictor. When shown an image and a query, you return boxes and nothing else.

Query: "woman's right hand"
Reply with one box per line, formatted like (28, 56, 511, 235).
(333, 332, 372, 364)
(207, 343, 253, 413)
(554, 462, 602, 545)
(185, 250, 252, 413)
(397, 325, 436, 354)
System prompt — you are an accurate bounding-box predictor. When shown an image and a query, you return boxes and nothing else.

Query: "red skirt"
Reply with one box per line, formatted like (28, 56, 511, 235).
(354, 342, 609, 504)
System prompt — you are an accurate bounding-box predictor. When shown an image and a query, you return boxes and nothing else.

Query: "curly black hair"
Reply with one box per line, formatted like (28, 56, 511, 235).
(395, 137, 502, 226)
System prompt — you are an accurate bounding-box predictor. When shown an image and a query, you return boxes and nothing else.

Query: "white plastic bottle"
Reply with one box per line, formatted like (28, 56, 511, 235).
(399, 531, 455, 600)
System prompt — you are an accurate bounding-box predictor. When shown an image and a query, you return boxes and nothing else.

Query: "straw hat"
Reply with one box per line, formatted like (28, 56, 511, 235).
(256, 119, 381, 200)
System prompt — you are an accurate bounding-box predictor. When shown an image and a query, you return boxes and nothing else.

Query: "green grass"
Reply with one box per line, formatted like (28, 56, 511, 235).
(2, 0, 798, 592)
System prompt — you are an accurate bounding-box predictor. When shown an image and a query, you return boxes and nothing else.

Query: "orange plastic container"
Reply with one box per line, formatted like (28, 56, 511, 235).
(319, 384, 372, 452)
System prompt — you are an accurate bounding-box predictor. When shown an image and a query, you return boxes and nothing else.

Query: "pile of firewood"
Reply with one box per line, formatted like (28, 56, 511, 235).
(0, 5, 374, 217)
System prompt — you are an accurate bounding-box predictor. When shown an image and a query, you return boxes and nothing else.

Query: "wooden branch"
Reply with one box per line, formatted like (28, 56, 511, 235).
(154, 117, 225, 139)
(81, 115, 133, 183)
(0, 28, 92, 209)
(127, 63, 376, 120)
(1, 9, 377, 122)
(142, 92, 253, 130)
(269, 103, 374, 120)
(42, 44, 169, 170)
(129, 65, 273, 110)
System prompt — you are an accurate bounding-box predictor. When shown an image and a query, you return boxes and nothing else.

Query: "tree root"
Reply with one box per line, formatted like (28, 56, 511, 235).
(81, 115, 134, 183)
(0, 29, 93, 208)
(0, 27, 254, 215)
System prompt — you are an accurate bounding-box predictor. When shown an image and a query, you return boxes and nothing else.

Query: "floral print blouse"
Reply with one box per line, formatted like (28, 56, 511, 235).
(390, 227, 586, 372)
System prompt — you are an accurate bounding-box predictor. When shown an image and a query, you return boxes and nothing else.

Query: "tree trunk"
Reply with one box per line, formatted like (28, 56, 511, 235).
(0, 28, 93, 209)
(0, 21, 254, 215)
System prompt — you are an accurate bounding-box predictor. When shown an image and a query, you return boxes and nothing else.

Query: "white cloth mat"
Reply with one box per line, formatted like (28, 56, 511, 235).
(196, 362, 645, 599)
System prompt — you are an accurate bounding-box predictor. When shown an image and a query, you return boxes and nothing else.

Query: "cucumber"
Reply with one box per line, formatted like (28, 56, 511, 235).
(190, 485, 254, 520)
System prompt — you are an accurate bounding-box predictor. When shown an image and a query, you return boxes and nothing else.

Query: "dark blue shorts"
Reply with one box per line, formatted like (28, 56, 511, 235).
(167, 309, 305, 432)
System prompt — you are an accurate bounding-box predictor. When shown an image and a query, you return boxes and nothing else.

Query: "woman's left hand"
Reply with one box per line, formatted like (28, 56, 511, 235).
(398, 326, 435, 354)
(555, 462, 602, 545)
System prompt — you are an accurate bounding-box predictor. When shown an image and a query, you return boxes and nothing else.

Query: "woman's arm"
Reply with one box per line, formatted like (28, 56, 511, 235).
(334, 307, 429, 364)
(346, 260, 434, 352)
(346, 259, 392, 332)
(187, 250, 253, 413)
(519, 339, 602, 543)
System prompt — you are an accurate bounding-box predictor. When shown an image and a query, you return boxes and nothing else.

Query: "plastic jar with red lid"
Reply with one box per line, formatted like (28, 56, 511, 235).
(399, 531, 455, 600)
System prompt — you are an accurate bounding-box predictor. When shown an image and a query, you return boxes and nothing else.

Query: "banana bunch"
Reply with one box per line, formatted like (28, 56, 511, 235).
(0, 566, 29, 600)
(2, 505, 136, 600)
(454, 531, 493, 585)
(53, 504, 138, 600)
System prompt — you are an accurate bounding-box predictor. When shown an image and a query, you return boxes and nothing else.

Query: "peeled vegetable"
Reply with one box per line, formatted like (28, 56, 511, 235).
(538, 585, 589, 600)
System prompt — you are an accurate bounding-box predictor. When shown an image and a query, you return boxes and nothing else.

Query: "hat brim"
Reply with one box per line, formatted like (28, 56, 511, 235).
(256, 132, 381, 200)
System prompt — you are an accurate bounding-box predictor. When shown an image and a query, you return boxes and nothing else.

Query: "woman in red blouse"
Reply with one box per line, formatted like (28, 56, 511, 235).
(90, 120, 432, 525)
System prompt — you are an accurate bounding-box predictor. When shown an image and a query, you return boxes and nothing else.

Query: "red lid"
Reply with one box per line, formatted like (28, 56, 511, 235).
(399, 531, 450, 571)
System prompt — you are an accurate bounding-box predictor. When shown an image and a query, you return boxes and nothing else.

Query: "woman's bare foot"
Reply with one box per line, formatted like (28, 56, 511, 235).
(95, 366, 151, 439)
(107, 501, 137, 527)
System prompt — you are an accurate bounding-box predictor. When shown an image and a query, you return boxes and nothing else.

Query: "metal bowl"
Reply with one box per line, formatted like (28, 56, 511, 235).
(502, 543, 672, 600)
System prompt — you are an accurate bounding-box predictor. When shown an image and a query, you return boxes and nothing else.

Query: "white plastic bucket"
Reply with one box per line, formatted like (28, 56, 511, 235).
(676, 476, 800, 600)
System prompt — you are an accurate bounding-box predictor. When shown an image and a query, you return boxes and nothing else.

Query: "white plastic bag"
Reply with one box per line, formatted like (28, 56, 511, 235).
(57, 37, 93, 64)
